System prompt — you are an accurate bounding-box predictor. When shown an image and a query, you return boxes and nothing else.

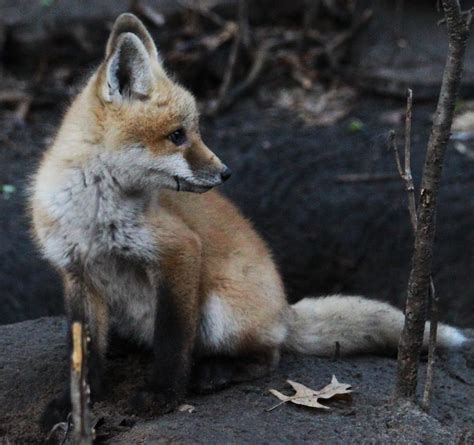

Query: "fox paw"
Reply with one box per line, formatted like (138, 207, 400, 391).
(129, 389, 179, 417)
(191, 359, 234, 394)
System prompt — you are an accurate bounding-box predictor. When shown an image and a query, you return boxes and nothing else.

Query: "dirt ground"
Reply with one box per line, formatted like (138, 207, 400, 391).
(0, 318, 473, 444)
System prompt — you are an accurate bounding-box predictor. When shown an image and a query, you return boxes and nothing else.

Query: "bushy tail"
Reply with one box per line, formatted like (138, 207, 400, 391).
(284, 295, 467, 356)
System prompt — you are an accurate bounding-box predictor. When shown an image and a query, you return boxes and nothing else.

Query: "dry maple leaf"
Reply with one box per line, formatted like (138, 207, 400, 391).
(267, 375, 352, 411)
(178, 404, 196, 413)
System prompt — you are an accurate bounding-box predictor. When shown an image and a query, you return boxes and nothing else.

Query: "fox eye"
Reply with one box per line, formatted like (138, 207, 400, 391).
(168, 128, 187, 146)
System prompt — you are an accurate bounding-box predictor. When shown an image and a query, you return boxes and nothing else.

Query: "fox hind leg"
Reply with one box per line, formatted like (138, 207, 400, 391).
(192, 290, 286, 393)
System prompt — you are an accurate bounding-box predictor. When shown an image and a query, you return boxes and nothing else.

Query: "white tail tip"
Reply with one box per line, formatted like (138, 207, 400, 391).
(437, 326, 467, 348)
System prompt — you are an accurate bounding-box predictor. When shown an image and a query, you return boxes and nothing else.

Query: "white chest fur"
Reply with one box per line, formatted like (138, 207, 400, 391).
(34, 153, 159, 270)
(34, 153, 161, 345)
(93, 257, 157, 346)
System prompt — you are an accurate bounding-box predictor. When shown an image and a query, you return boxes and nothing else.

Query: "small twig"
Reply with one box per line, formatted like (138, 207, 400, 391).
(0, 90, 33, 128)
(300, 0, 321, 50)
(390, 130, 403, 176)
(60, 413, 73, 445)
(226, 38, 274, 98)
(0, 91, 30, 103)
(13, 98, 32, 126)
(208, 37, 280, 114)
(10, 57, 48, 126)
(238, 0, 251, 49)
(421, 279, 439, 411)
(325, 9, 373, 56)
(130, 0, 165, 27)
(177, 0, 227, 28)
(210, 22, 240, 114)
(199, 1, 248, 116)
(44, 413, 72, 445)
(335, 173, 401, 184)
(403, 89, 417, 232)
(175, 23, 236, 53)
(265, 399, 288, 412)
(389, 90, 417, 232)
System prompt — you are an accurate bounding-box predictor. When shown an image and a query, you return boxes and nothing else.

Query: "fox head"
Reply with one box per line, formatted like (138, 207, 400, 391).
(91, 13, 231, 193)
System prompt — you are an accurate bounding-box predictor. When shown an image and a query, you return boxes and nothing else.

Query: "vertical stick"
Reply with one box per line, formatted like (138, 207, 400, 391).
(391, 89, 418, 230)
(394, 0, 471, 400)
(300, 0, 320, 50)
(391, 91, 439, 409)
(70, 322, 93, 445)
(403, 89, 418, 232)
(422, 280, 439, 411)
(238, 0, 251, 49)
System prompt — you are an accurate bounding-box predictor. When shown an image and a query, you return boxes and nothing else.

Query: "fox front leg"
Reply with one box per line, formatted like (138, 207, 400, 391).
(130, 236, 201, 416)
(41, 275, 109, 432)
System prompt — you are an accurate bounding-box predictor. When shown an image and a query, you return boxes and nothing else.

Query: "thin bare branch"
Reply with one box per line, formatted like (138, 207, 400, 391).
(389, 90, 417, 231)
(0, 91, 30, 103)
(238, 0, 251, 48)
(177, 0, 227, 28)
(335, 173, 400, 184)
(389, 130, 404, 177)
(422, 280, 439, 411)
(300, 0, 321, 50)
(394, 0, 471, 401)
(325, 9, 373, 55)
(209, 22, 240, 114)
(8, 57, 48, 126)
(208, 36, 284, 114)
(390, 93, 440, 412)
(403, 89, 418, 232)
(130, 0, 165, 27)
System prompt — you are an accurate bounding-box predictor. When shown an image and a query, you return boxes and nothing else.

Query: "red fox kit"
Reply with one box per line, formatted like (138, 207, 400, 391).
(31, 13, 466, 430)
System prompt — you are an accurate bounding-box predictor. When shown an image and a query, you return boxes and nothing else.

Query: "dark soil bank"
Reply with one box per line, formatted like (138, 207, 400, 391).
(0, 318, 473, 444)
(1, 95, 473, 326)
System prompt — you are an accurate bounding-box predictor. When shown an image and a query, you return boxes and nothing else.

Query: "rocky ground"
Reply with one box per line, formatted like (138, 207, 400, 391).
(0, 318, 473, 444)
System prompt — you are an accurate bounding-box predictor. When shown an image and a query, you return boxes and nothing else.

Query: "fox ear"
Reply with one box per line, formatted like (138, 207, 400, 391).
(103, 32, 154, 102)
(106, 13, 158, 61)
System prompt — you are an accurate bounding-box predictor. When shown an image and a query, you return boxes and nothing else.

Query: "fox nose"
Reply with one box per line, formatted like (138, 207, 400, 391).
(220, 166, 232, 182)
